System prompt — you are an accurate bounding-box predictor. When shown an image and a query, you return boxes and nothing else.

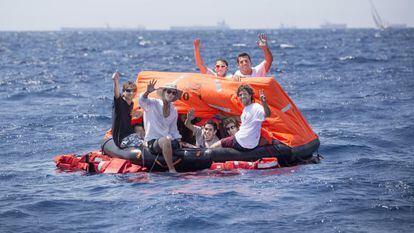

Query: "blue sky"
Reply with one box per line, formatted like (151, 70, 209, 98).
(1, 0, 413, 30)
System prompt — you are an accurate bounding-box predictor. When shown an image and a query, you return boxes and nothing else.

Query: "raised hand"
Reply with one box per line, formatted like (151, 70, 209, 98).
(257, 33, 268, 48)
(193, 38, 200, 47)
(187, 108, 195, 121)
(112, 70, 120, 81)
(259, 89, 266, 102)
(146, 79, 157, 93)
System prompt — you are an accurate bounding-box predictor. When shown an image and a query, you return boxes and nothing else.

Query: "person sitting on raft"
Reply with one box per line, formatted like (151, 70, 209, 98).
(233, 33, 273, 78)
(111, 71, 143, 148)
(193, 38, 232, 78)
(210, 84, 270, 151)
(139, 79, 183, 173)
(184, 108, 220, 148)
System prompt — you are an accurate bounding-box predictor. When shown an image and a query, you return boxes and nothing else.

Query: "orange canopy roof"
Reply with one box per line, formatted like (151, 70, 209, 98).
(132, 71, 318, 148)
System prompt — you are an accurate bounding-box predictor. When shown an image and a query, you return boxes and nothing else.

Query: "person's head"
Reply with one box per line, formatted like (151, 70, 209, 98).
(203, 120, 218, 141)
(133, 123, 145, 139)
(237, 53, 252, 75)
(214, 59, 229, 77)
(237, 84, 254, 106)
(122, 81, 137, 101)
(223, 117, 239, 136)
(156, 83, 183, 103)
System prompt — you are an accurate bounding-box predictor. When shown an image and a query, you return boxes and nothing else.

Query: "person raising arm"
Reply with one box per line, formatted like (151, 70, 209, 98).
(139, 79, 184, 173)
(234, 33, 274, 78)
(193, 38, 231, 78)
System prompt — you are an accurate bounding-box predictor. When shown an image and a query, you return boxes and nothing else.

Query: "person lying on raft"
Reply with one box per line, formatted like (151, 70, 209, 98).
(133, 122, 145, 139)
(210, 84, 270, 151)
(184, 108, 220, 148)
(233, 33, 273, 78)
(111, 71, 144, 148)
(139, 79, 183, 173)
(119, 122, 146, 148)
(193, 38, 232, 78)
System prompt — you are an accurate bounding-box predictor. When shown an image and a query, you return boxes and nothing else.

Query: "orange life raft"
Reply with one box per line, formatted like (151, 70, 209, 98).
(55, 71, 320, 173)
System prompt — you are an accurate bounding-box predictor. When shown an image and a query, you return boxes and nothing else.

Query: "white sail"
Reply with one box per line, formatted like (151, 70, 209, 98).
(370, 0, 387, 30)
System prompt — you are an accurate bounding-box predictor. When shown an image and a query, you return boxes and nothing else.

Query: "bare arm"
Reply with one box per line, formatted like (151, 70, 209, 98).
(142, 79, 157, 99)
(184, 108, 196, 132)
(112, 71, 121, 99)
(257, 33, 273, 73)
(259, 89, 271, 118)
(193, 39, 208, 74)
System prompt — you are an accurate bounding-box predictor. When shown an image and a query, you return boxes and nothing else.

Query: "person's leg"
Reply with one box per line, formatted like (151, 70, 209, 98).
(157, 137, 176, 173)
(210, 135, 237, 149)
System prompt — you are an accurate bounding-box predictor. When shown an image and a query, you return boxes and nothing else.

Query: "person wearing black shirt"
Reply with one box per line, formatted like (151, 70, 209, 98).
(111, 71, 142, 148)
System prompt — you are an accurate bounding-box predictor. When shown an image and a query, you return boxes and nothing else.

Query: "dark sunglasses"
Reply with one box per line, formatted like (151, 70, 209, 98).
(226, 125, 237, 131)
(215, 65, 227, 68)
(166, 89, 177, 95)
(123, 89, 135, 93)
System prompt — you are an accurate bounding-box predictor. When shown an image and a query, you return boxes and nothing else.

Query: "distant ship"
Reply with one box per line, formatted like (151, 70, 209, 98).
(279, 23, 297, 29)
(170, 20, 230, 31)
(61, 24, 146, 31)
(370, 0, 407, 30)
(320, 22, 347, 29)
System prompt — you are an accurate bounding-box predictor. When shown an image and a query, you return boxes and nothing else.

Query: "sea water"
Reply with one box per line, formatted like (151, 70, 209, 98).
(0, 29, 413, 232)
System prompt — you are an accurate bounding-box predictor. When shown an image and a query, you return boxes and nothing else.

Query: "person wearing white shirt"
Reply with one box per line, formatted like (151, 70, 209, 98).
(233, 33, 273, 78)
(210, 84, 271, 150)
(139, 80, 183, 173)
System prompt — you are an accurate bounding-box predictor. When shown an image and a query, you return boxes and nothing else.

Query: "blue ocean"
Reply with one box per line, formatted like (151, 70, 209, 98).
(0, 29, 413, 232)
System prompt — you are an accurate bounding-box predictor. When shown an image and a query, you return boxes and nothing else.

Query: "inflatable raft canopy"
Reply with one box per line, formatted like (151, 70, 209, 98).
(132, 71, 318, 149)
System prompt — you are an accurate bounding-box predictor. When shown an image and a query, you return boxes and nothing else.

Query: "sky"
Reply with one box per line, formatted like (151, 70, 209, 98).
(1, 0, 413, 31)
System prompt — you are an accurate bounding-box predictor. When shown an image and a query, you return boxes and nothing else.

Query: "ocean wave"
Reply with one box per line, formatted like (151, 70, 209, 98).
(280, 43, 295, 49)
(337, 55, 389, 63)
(0, 209, 32, 218)
(232, 43, 246, 47)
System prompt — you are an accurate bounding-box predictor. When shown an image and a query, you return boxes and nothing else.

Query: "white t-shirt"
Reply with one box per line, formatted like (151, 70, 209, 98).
(206, 67, 233, 78)
(235, 103, 265, 149)
(193, 125, 219, 148)
(234, 61, 267, 77)
(139, 94, 181, 142)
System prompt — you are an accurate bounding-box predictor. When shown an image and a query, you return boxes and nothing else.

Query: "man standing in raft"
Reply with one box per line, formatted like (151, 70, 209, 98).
(193, 38, 232, 78)
(139, 79, 183, 173)
(210, 84, 270, 150)
(234, 33, 273, 78)
(111, 71, 143, 148)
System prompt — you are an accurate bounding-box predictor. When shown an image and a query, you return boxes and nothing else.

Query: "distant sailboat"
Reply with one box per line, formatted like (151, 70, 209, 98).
(370, 0, 387, 30)
(370, 0, 407, 30)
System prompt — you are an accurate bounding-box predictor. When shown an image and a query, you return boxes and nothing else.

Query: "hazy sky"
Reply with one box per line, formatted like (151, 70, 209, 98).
(1, 0, 413, 30)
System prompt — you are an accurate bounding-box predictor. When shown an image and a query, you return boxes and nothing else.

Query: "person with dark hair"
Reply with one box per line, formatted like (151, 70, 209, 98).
(234, 33, 273, 78)
(223, 117, 240, 137)
(184, 108, 220, 148)
(193, 38, 233, 78)
(210, 84, 270, 151)
(139, 79, 183, 173)
(111, 71, 143, 148)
